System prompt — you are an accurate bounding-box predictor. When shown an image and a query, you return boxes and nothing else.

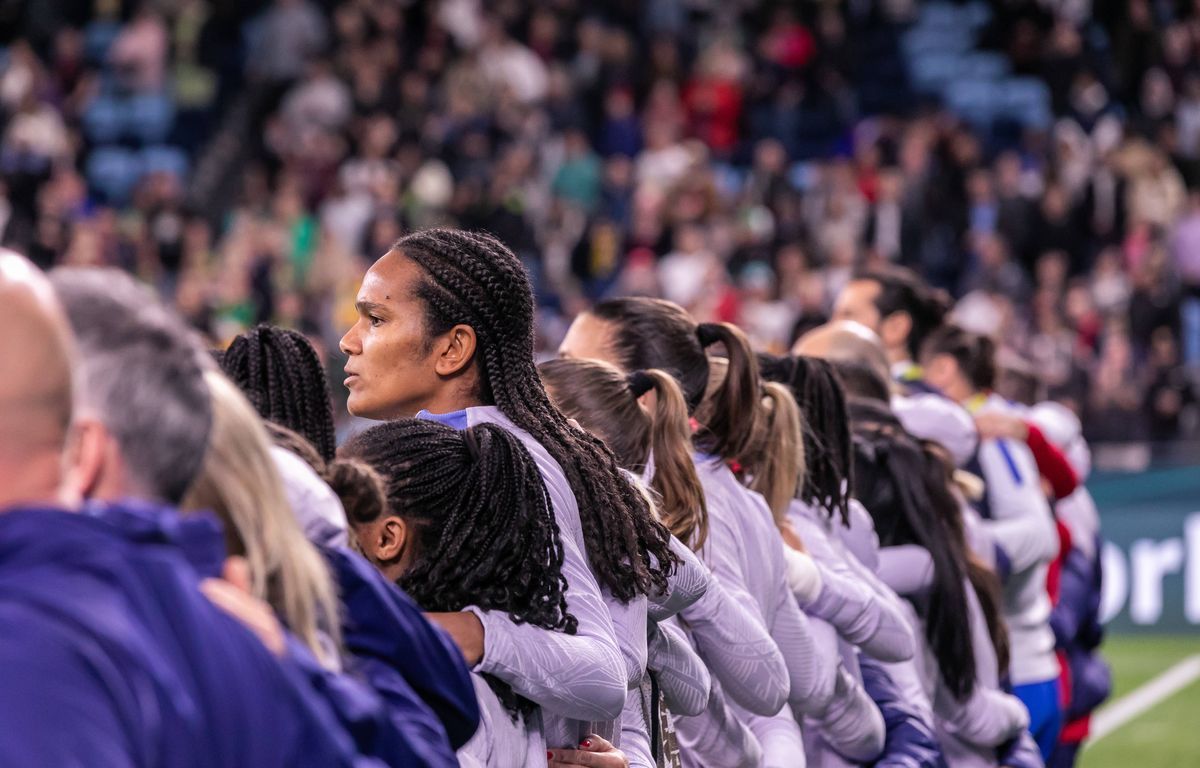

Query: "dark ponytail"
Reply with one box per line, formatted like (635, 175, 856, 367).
(590, 299, 803, 516)
(853, 417, 979, 700)
(926, 445, 1012, 676)
(341, 418, 577, 715)
(693, 321, 766, 464)
(920, 325, 997, 392)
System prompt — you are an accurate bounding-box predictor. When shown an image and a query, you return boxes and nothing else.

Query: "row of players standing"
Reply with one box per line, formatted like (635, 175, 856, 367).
(0, 229, 1106, 768)
(330, 231, 1108, 768)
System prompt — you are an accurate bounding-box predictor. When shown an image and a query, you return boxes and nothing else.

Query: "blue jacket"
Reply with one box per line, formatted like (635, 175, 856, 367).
(68, 501, 464, 765)
(323, 545, 481, 749)
(0, 503, 366, 767)
(860, 656, 948, 768)
(1050, 534, 1111, 723)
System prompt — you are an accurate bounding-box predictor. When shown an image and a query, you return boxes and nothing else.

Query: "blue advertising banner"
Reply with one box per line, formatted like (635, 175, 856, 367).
(1091, 467, 1200, 633)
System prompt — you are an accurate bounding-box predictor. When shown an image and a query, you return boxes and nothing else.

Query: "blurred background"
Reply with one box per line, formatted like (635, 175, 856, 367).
(0, 1, 1195, 763)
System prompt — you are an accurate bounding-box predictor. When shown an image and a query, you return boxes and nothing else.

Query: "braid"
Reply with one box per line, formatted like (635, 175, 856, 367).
(759, 354, 853, 523)
(220, 325, 338, 461)
(341, 418, 576, 716)
(394, 228, 677, 603)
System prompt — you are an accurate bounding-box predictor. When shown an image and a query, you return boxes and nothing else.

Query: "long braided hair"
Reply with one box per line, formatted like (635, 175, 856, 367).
(759, 354, 854, 524)
(392, 228, 676, 602)
(340, 418, 575, 714)
(218, 325, 338, 462)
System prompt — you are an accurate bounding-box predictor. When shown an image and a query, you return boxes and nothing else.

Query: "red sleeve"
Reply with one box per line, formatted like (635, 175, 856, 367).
(1025, 423, 1079, 499)
(1047, 519, 1072, 605)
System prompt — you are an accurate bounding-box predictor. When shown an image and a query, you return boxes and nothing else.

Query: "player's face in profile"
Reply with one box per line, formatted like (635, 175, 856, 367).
(340, 252, 444, 420)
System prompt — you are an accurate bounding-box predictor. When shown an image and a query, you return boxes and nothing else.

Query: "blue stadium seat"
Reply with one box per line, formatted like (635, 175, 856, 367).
(126, 92, 175, 144)
(999, 79, 1052, 128)
(902, 29, 973, 61)
(86, 147, 142, 205)
(961, 52, 1011, 81)
(945, 78, 999, 127)
(909, 51, 964, 93)
(140, 146, 189, 181)
(84, 20, 121, 66)
(918, 3, 965, 32)
(788, 162, 820, 193)
(964, 1, 993, 30)
(82, 94, 123, 144)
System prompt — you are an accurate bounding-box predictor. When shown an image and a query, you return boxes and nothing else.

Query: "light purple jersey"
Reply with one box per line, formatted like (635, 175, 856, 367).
(462, 407, 627, 749)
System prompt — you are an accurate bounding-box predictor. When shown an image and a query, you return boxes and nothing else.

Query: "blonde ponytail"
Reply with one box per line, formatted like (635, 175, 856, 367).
(747, 381, 805, 524)
(182, 371, 342, 667)
(645, 369, 709, 550)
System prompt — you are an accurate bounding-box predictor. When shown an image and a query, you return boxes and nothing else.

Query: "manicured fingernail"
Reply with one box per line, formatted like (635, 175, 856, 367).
(581, 739, 592, 748)
(547, 751, 554, 759)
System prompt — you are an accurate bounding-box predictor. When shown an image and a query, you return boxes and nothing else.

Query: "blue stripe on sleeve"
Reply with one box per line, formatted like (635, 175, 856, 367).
(997, 440, 1023, 485)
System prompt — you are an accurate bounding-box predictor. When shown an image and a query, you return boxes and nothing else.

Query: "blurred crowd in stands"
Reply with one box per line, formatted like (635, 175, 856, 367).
(2, 0, 1200, 452)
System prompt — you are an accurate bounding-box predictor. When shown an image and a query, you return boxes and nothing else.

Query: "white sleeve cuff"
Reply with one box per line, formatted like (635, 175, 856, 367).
(783, 547, 823, 604)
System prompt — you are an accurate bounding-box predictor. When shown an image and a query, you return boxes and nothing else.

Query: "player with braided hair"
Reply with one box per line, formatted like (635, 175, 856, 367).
(756, 353, 939, 767)
(340, 227, 663, 757)
(342, 419, 575, 636)
(345, 228, 675, 600)
(758, 353, 916, 660)
(342, 418, 575, 768)
(758, 354, 854, 524)
(220, 325, 338, 462)
(255, 420, 483, 752)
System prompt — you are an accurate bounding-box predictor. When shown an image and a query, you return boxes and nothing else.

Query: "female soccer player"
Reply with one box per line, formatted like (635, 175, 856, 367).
(339, 228, 677, 760)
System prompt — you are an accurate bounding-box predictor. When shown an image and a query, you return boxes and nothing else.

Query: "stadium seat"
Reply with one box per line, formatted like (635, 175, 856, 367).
(961, 53, 1011, 81)
(1000, 79, 1053, 128)
(909, 51, 964, 94)
(918, 2, 966, 33)
(945, 78, 999, 127)
(84, 20, 121, 66)
(82, 94, 123, 144)
(963, 1, 993, 30)
(903, 29, 973, 60)
(127, 92, 176, 144)
(86, 147, 142, 205)
(140, 145, 189, 182)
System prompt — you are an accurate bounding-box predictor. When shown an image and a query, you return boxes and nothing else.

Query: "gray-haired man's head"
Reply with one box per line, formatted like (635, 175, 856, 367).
(49, 267, 212, 505)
